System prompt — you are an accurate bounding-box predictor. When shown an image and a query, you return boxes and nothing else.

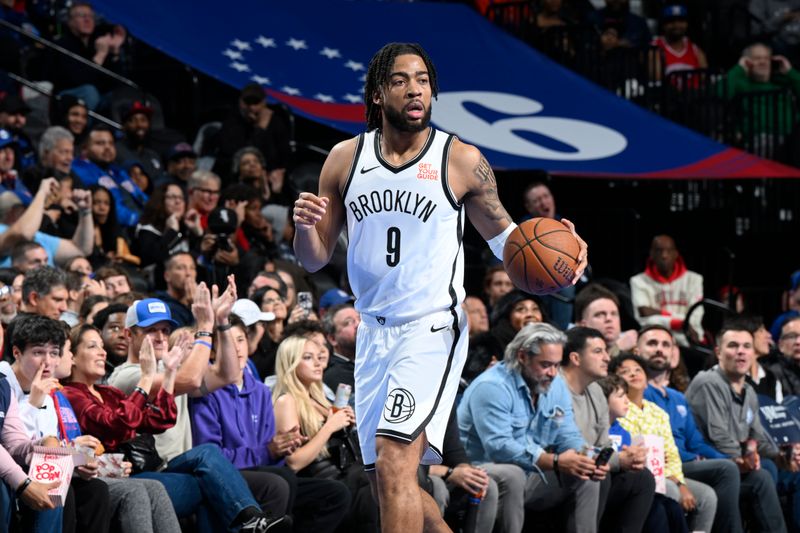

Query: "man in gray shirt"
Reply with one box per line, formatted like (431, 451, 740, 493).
(561, 327, 654, 532)
(686, 321, 788, 533)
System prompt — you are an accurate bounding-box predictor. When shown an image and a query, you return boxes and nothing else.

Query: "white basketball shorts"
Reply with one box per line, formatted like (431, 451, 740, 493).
(354, 307, 469, 470)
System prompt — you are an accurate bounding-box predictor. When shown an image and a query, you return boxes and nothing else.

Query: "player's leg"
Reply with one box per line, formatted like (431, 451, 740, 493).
(374, 433, 450, 533)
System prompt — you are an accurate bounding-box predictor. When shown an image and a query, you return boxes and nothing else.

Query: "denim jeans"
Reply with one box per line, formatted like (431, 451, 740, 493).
(3, 480, 64, 533)
(136, 443, 259, 533)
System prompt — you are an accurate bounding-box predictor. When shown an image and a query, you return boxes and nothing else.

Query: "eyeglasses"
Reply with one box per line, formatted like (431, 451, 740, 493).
(781, 333, 800, 342)
(194, 188, 220, 196)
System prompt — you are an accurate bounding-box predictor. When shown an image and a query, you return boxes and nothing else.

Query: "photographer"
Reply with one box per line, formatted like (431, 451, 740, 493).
(199, 206, 240, 289)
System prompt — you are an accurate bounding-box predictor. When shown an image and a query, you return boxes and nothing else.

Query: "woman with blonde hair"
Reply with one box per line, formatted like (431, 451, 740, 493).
(273, 335, 379, 532)
(273, 336, 352, 468)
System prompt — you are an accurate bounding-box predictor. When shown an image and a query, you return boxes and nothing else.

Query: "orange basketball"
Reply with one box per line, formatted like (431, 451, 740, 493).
(502, 218, 580, 295)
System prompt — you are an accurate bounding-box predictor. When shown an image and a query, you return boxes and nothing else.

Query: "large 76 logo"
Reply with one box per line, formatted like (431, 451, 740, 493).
(433, 91, 627, 162)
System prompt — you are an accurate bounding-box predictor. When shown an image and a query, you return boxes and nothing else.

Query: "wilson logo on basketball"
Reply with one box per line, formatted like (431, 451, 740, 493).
(553, 257, 576, 283)
(417, 163, 438, 181)
(384, 388, 416, 423)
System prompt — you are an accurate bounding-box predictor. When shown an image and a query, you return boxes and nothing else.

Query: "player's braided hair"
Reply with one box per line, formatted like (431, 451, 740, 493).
(364, 43, 439, 131)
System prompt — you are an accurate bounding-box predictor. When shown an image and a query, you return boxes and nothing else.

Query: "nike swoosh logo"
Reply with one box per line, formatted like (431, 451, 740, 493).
(360, 165, 380, 174)
(430, 324, 448, 333)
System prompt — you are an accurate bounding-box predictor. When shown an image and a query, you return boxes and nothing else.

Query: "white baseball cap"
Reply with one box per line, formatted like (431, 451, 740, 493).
(232, 299, 276, 326)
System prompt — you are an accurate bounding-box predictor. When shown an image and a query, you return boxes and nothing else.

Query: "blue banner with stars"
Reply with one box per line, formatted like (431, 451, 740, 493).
(92, 0, 800, 178)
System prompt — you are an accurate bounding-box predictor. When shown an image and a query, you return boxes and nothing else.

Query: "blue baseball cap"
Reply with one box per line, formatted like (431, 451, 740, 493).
(319, 288, 355, 310)
(125, 298, 179, 328)
(0, 129, 16, 150)
(662, 5, 688, 19)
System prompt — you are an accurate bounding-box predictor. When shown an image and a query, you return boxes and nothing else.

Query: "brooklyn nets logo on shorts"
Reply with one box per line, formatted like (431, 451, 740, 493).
(383, 388, 416, 423)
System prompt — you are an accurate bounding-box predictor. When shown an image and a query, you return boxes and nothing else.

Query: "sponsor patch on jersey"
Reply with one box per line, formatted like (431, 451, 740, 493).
(417, 162, 438, 181)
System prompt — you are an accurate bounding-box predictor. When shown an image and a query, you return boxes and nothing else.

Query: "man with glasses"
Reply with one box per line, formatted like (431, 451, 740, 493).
(187, 170, 221, 229)
(49, 2, 127, 109)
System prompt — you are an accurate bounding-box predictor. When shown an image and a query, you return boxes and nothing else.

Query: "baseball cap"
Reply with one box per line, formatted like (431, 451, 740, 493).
(662, 5, 688, 20)
(122, 100, 153, 121)
(125, 298, 179, 328)
(319, 288, 355, 310)
(0, 129, 16, 149)
(232, 298, 276, 326)
(165, 142, 197, 162)
(0, 95, 31, 115)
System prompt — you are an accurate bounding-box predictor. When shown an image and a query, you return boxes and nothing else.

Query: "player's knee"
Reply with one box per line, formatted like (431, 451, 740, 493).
(375, 437, 417, 477)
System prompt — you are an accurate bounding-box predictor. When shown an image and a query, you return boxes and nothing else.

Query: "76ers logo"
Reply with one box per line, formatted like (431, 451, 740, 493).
(384, 388, 416, 423)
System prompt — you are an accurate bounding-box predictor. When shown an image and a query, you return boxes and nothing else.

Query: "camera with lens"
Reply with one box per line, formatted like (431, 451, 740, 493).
(207, 207, 238, 253)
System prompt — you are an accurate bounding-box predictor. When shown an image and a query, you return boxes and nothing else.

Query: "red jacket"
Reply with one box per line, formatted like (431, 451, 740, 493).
(62, 382, 177, 452)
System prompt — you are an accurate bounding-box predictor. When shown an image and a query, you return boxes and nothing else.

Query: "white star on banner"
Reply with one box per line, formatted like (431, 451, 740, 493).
(230, 62, 250, 72)
(343, 93, 362, 103)
(286, 38, 308, 51)
(251, 75, 271, 85)
(358, 73, 367, 82)
(345, 60, 365, 72)
(282, 86, 301, 96)
(222, 49, 242, 60)
(314, 93, 335, 103)
(231, 39, 252, 51)
(320, 47, 341, 59)
(256, 36, 276, 48)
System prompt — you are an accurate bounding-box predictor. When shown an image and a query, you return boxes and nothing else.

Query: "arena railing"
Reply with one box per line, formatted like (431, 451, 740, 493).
(6, 70, 121, 130)
(0, 18, 140, 93)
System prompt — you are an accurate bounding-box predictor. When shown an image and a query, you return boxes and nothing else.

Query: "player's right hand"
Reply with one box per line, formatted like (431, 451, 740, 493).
(293, 192, 328, 230)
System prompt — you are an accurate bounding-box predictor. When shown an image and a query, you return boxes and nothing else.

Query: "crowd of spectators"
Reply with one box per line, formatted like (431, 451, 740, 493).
(0, 2, 800, 533)
(481, 0, 800, 162)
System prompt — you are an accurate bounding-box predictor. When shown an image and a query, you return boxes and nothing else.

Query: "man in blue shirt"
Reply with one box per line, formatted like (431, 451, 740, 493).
(459, 322, 607, 533)
(638, 324, 747, 533)
(72, 124, 148, 227)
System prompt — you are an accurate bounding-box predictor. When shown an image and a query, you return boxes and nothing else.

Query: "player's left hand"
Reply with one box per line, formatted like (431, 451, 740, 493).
(560, 218, 588, 284)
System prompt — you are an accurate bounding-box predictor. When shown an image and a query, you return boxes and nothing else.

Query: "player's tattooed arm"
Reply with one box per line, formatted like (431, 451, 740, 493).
(472, 155, 513, 225)
(453, 141, 513, 241)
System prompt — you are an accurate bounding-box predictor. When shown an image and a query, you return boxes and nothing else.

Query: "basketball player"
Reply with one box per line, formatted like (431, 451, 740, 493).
(293, 43, 588, 533)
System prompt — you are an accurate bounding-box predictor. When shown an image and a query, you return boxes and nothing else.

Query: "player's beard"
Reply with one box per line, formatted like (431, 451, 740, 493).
(383, 102, 432, 133)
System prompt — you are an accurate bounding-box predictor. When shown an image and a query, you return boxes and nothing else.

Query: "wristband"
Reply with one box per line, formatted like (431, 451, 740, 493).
(195, 331, 213, 338)
(442, 467, 454, 481)
(16, 477, 32, 497)
(79, 208, 91, 217)
(194, 339, 213, 350)
(133, 387, 148, 398)
(486, 223, 518, 261)
(216, 323, 232, 332)
(552, 452, 559, 472)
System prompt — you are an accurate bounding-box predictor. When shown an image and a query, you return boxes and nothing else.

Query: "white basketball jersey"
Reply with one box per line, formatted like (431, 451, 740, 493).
(342, 128, 465, 324)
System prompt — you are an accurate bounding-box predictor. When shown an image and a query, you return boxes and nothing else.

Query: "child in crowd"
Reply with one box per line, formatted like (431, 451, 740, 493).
(598, 374, 689, 533)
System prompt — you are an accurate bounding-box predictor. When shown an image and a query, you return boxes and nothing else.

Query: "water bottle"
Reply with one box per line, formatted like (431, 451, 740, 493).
(462, 490, 483, 533)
